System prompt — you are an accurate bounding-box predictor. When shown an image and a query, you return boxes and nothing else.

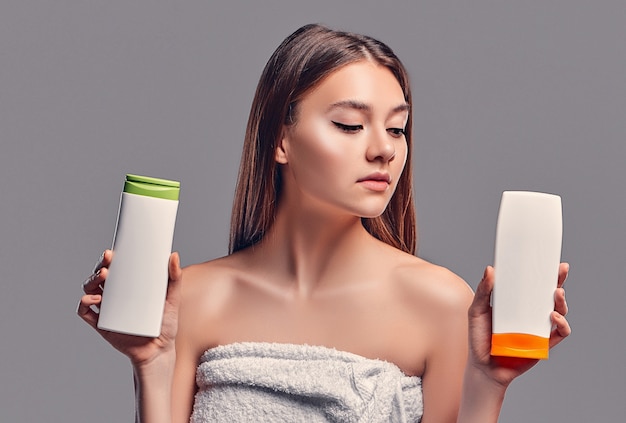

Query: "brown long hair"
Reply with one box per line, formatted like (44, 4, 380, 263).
(229, 24, 416, 254)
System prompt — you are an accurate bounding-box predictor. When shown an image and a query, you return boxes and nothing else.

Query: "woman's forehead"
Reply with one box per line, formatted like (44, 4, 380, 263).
(300, 61, 407, 113)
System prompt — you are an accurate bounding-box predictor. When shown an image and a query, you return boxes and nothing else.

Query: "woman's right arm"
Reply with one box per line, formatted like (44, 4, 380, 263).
(77, 250, 193, 423)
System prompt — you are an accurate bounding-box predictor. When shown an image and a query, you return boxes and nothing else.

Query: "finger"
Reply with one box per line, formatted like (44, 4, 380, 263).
(165, 252, 183, 308)
(554, 287, 568, 316)
(92, 249, 113, 274)
(468, 266, 494, 318)
(168, 252, 183, 284)
(82, 266, 108, 294)
(76, 294, 102, 329)
(549, 311, 571, 348)
(557, 262, 570, 288)
(84, 250, 112, 293)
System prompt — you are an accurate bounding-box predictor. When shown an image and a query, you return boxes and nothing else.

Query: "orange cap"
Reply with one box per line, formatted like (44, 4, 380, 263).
(491, 333, 550, 360)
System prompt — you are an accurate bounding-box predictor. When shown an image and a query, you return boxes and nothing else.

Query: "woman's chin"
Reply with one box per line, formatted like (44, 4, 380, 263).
(357, 207, 388, 219)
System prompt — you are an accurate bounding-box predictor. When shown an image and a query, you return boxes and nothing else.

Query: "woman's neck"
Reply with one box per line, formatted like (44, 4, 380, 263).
(252, 200, 376, 298)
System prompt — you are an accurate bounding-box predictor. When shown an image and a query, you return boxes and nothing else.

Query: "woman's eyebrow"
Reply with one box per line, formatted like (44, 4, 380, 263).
(327, 100, 371, 112)
(391, 104, 410, 114)
(326, 100, 410, 114)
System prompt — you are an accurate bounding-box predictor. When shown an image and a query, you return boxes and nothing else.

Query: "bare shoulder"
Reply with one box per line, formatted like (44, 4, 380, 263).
(367, 244, 474, 375)
(176, 254, 246, 352)
(181, 254, 242, 296)
(388, 249, 474, 316)
(179, 252, 254, 315)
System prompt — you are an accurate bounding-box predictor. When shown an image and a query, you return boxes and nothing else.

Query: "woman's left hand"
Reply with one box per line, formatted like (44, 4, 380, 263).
(467, 263, 571, 387)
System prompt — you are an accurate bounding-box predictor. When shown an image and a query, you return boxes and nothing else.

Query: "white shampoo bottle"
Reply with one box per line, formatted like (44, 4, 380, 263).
(491, 191, 562, 359)
(97, 174, 180, 337)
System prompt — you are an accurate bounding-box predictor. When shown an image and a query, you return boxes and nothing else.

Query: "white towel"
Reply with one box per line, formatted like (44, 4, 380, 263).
(191, 342, 423, 422)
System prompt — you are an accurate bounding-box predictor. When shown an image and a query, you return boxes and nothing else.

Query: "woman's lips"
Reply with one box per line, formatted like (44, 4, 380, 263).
(357, 172, 391, 192)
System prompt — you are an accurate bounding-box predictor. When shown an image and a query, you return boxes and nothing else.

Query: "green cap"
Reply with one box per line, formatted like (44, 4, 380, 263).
(123, 174, 180, 200)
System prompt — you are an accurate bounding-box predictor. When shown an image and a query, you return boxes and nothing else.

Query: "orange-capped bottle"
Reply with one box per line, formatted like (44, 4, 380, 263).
(491, 191, 563, 359)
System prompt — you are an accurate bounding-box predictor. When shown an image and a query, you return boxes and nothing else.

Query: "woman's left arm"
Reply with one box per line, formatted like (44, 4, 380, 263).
(456, 263, 571, 422)
(417, 269, 474, 423)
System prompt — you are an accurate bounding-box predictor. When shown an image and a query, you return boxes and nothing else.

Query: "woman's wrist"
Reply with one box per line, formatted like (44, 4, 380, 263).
(132, 349, 176, 382)
(133, 350, 176, 423)
(456, 364, 508, 423)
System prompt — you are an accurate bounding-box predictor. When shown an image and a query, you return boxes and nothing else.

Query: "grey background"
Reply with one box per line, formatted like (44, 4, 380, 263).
(1, 1, 624, 421)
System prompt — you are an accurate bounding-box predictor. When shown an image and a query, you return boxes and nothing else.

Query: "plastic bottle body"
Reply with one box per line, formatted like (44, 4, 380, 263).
(97, 176, 179, 337)
(491, 191, 562, 359)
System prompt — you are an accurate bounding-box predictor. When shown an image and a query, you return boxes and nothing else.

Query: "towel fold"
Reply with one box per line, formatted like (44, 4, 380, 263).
(191, 342, 423, 422)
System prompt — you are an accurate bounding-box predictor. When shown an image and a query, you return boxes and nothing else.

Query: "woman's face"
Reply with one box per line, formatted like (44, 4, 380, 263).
(276, 60, 409, 218)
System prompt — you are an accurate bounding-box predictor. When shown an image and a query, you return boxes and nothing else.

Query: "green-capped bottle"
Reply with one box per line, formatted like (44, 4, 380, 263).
(97, 174, 180, 337)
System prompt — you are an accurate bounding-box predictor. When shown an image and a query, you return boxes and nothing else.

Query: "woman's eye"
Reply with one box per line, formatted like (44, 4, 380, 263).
(387, 127, 406, 137)
(332, 121, 363, 133)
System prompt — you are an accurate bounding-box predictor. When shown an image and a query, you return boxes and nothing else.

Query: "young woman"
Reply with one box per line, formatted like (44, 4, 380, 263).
(78, 24, 570, 422)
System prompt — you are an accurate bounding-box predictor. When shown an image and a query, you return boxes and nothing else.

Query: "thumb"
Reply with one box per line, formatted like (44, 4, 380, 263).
(169, 252, 182, 284)
(166, 252, 183, 307)
(469, 266, 494, 317)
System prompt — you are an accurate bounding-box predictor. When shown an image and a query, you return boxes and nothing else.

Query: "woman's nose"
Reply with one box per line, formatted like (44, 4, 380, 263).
(366, 130, 396, 162)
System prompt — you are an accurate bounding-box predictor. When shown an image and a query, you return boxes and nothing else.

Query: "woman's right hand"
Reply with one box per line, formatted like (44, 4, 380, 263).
(77, 249, 183, 368)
